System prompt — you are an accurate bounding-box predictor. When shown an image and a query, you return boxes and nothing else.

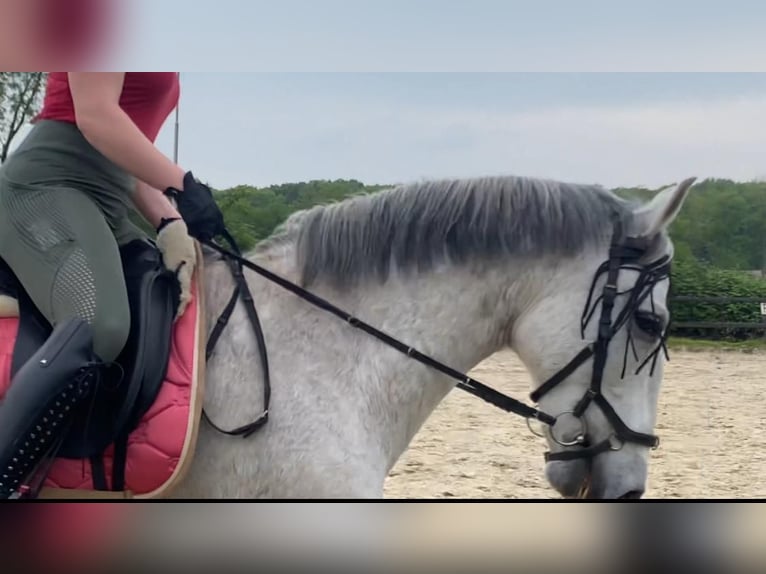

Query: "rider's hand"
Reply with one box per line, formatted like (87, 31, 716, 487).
(165, 171, 225, 242)
(156, 218, 197, 320)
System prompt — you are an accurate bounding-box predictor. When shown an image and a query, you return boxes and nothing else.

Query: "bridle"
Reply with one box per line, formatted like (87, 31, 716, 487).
(526, 213, 672, 461)
(199, 212, 672, 463)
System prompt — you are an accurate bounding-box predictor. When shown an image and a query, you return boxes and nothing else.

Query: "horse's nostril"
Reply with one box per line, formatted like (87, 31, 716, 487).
(619, 490, 644, 500)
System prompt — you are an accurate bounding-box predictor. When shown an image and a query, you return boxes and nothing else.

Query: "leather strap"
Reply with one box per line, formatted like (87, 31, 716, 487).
(199, 235, 557, 429)
(201, 230, 271, 438)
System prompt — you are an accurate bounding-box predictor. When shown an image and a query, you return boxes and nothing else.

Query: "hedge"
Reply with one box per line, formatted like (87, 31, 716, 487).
(669, 258, 766, 340)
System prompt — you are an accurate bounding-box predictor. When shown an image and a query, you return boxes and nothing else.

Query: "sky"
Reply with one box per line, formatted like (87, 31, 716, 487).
(150, 72, 766, 191)
(10, 1, 766, 190)
(117, 0, 766, 72)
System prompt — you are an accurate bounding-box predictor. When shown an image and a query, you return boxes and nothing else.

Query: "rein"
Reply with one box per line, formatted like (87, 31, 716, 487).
(200, 214, 671, 462)
(201, 231, 557, 435)
(200, 230, 272, 438)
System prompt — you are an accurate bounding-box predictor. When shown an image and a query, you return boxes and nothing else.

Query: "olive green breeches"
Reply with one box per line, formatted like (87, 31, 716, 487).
(0, 181, 148, 362)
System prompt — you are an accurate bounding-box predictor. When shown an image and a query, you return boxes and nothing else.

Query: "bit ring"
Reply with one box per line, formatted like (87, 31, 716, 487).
(528, 411, 587, 447)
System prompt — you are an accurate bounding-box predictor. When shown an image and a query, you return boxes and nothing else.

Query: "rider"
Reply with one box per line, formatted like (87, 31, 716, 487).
(0, 72, 225, 494)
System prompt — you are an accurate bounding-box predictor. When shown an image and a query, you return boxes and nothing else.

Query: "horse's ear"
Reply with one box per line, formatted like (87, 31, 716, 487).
(632, 177, 696, 238)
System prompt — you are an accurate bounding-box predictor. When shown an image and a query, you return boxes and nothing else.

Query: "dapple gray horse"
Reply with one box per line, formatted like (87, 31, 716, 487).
(172, 174, 695, 499)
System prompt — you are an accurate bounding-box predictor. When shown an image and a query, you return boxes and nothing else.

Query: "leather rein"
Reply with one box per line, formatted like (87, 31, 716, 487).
(200, 215, 671, 462)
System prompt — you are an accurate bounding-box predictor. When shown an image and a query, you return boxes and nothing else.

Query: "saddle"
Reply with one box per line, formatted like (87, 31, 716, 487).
(0, 238, 179, 493)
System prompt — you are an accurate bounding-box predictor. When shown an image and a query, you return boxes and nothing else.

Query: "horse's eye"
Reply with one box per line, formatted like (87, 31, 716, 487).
(634, 310, 665, 338)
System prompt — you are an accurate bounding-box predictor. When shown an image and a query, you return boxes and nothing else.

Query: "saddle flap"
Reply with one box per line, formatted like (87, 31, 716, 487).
(112, 250, 177, 433)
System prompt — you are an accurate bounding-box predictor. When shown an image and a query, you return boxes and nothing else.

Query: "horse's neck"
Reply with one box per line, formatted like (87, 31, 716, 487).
(350, 268, 515, 467)
(201, 248, 534, 484)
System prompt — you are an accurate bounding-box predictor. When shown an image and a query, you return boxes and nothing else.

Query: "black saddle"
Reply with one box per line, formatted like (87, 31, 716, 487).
(0, 238, 179, 492)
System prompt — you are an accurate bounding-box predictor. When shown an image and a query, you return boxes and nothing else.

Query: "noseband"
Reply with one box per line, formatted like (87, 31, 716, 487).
(527, 213, 671, 462)
(200, 212, 671, 464)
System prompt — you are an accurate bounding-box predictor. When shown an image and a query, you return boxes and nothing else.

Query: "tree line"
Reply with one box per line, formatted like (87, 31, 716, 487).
(214, 178, 766, 340)
(616, 180, 766, 339)
(215, 178, 766, 275)
(616, 180, 766, 273)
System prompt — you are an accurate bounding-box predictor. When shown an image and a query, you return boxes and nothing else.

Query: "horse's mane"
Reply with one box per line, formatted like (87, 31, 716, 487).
(258, 175, 634, 289)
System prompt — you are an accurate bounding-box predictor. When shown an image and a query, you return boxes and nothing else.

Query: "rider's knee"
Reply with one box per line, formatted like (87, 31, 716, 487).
(91, 302, 130, 362)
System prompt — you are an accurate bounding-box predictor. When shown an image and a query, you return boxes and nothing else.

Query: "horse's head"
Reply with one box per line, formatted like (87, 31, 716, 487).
(513, 178, 696, 499)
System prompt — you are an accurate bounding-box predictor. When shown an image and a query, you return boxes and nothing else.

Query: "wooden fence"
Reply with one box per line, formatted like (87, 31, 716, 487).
(669, 296, 766, 333)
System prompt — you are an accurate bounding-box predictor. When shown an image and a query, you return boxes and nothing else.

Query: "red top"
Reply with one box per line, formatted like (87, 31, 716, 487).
(35, 72, 180, 143)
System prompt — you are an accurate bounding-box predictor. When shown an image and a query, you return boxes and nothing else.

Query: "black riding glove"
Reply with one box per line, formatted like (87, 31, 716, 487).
(165, 171, 225, 242)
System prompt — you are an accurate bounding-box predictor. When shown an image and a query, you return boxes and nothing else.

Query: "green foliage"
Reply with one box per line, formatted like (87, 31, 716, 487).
(214, 179, 389, 251)
(669, 258, 766, 340)
(224, 177, 766, 276)
(617, 179, 766, 340)
(616, 179, 766, 272)
(210, 177, 766, 341)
